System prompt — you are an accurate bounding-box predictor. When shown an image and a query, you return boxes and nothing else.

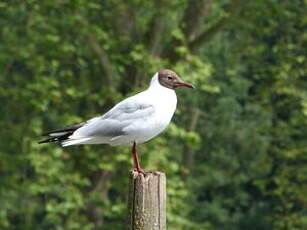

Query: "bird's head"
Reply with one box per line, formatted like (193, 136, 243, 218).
(158, 69, 195, 90)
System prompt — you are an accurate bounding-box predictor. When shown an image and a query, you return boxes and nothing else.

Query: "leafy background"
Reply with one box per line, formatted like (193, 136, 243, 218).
(0, 0, 306, 229)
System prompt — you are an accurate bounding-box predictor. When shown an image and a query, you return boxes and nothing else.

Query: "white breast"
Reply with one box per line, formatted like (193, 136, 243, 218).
(132, 82, 177, 144)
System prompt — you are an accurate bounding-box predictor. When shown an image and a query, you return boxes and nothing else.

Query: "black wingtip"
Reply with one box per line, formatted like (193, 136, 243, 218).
(38, 133, 72, 144)
(39, 122, 85, 144)
(38, 140, 46, 144)
(38, 137, 57, 144)
(42, 123, 85, 136)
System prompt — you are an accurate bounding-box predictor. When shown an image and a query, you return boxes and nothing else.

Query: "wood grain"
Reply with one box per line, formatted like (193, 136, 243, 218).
(127, 171, 166, 230)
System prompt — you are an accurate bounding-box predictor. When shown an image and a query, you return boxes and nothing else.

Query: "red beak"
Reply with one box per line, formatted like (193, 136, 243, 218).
(177, 81, 195, 89)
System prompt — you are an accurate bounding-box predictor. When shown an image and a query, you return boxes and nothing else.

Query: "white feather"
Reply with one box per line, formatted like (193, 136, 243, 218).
(50, 132, 68, 137)
(61, 137, 93, 147)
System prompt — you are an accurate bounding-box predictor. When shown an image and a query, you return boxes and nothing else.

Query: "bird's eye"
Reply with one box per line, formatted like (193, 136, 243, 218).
(167, 76, 173, 80)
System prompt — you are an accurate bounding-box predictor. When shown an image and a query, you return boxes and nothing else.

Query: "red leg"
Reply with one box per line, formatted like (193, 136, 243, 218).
(132, 142, 145, 174)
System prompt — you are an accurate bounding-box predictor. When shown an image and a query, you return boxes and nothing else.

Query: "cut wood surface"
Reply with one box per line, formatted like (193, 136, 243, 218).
(127, 171, 166, 230)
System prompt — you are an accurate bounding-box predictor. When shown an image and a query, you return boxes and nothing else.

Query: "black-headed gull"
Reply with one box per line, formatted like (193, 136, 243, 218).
(39, 69, 194, 173)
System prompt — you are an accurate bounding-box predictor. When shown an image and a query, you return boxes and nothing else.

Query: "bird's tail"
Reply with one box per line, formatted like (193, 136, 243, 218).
(38, 123, 85, 144)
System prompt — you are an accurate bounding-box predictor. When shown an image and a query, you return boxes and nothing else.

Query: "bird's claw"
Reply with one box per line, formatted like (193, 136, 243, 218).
(133, 168, 146, 174)
(132, 168, 161, 175)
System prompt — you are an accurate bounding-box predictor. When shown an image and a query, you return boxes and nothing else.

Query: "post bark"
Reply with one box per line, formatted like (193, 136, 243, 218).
(127, 171, 166, 230)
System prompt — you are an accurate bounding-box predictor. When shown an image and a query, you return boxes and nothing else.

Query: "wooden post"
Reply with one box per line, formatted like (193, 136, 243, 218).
(127, 171, 166, 230)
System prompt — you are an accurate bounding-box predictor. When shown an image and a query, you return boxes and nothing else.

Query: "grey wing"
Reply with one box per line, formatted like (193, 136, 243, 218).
(70, 99, 155, 138)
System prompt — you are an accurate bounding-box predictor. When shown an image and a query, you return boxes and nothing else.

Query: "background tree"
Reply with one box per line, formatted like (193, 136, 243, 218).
(0, 0, 306, 229)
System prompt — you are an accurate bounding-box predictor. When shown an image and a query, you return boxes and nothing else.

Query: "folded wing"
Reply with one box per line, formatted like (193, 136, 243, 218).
(65, 98, 155, 145)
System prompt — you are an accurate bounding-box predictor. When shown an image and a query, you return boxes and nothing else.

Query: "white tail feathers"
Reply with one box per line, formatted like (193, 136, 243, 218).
(49, 132, 69, 137)
(61, 137, 93, 147)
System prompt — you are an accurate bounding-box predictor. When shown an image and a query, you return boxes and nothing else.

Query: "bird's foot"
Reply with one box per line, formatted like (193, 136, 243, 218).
(133, 167, 146, 174)
(132, 168, 161, 175)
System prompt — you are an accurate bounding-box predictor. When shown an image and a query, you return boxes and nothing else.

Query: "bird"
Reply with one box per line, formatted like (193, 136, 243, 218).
(39, 69, 195, 173)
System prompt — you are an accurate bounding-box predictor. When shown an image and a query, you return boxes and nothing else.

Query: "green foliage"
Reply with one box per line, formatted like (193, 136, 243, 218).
(0, 0, 306, 229)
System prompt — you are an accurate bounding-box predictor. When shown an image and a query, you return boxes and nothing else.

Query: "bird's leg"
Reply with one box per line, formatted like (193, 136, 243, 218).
(132, 142, 145, 174)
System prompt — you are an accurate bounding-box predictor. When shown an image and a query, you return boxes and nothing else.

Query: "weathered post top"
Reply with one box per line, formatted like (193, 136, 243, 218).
(127, 171, 166, 230)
